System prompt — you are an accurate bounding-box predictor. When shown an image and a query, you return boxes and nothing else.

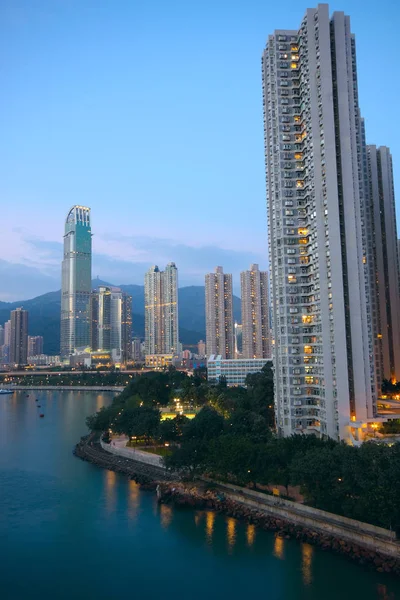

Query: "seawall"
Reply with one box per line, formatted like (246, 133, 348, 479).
(73, 434, 174, 483)
(75, 435, 400, 574)
(159, 483, 400, 575)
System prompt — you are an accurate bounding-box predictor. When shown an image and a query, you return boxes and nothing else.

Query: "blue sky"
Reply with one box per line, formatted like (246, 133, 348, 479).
(0, 0, 398, 300)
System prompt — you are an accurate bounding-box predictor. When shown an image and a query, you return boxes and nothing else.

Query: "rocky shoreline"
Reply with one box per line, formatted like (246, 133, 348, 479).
(157, 483, 400, 576)
(73, 434, 400, 576)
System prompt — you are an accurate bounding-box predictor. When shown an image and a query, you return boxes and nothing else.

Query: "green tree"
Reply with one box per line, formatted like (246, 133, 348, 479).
(86, 405, 119, 431)
(245, 362, 275, 426)
(164, 440, 208, 479)
(158, 414, 190, 443)
(183, 406, 225, 442)
(114, 406, 161, 443)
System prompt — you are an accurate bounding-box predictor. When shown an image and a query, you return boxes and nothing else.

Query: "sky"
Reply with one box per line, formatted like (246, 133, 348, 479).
(0, 0, 399, 301)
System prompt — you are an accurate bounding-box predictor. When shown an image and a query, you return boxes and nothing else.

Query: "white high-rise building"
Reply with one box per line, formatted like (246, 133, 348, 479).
(367, 146, 400, 383)
(205, 267, 234, 359)
(241, 264, 271, 359)
(90, 286, 132, 364)
(262, 4, 377, 442)
(28, 336, 44, 357)
(144, 263, 179, 356)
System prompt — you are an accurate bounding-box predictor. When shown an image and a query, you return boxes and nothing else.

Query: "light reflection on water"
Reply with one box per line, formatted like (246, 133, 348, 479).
(159, 503, 173, 529)
(273, 535, 284, 559)
(127, 480, 141, 522)
(206, 511, 215, 544)
(301, 543, 313, 586)
(226, 517, 237, 552)
(246, 523, 256, 547)
(105, 470, 116, 515)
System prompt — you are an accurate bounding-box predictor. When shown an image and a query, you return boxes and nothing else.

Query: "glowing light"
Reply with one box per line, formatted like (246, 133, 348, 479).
(273, 535, 284, 559)
(302, 543, 313, 585)
(226, 517, 237, 551)
(246, 524, 256, 547)
(206, 511, 215, 543)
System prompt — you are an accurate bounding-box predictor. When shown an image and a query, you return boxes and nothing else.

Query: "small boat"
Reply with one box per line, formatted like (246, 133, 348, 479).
(0, 389, 14, 395)
(37, 405, 41, 408)
(39, 414, 44, 418)
(35, 399, 39, 402)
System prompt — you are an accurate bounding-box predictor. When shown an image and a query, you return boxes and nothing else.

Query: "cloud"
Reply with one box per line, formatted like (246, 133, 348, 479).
(0, 233, 267, 301)
(0, 259, 59, 301)
(95, 233, 267, 286)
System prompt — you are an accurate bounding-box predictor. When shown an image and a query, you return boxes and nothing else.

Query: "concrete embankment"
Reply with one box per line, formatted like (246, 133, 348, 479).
(158, 483, 400, 576)
(73, 434, 174, 483)
(74, 435, 400, 575)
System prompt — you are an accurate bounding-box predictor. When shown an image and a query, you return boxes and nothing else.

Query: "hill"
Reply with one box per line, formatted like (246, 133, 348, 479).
(0, 281, 241, 354)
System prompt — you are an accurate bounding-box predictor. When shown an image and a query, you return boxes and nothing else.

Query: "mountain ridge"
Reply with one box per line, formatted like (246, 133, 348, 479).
(0, 280, 241, 354)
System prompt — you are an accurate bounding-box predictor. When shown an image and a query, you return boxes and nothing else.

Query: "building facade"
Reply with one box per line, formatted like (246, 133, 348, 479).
(90, 286, 132, 364)
(144, 263, 179, 356)
(1, 320, 11, 364)
(10, 308, 29, 366)
(28, 336, 44, 358)
(110, 288, 133, 364)
(207, 355, 270, 386)
(240, 264, 271, 359)
(367, 146, 400, 383)
(262, 4, 377, 441)
(205, 267, 234, 359)
(197, 339, 206, 358)
(61, 206, 92, 357)
(90, 286, 112, 352)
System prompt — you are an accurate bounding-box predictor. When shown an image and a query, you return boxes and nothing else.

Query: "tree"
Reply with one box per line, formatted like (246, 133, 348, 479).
(114, 406, 161, 443)
(164, 440, 208, 479)
(86, 405, 119, 431)
(227, 410, 271, 443)
(245, 362, 275, 426)
(182, 406, 225, 442)
(158, 415, 189, 443)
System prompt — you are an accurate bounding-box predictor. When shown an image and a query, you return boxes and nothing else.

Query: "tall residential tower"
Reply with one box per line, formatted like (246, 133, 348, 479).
(205, 267, 234, 359)
(90, 286, 132, 363)
(262, 4, 377, 441)
(367, 146, 400, 383)
(60, 206, 92, 358)
(144, 263, 179, 356)
(241, 264, 271, 359)
(10, 308, 28, 366)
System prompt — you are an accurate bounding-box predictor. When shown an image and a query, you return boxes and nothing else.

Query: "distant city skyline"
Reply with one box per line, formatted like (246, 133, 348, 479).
(0, 0, 398, 301)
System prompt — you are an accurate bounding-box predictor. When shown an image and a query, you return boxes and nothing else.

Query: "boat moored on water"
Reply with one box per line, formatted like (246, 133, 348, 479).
(0, 389, 14, 395)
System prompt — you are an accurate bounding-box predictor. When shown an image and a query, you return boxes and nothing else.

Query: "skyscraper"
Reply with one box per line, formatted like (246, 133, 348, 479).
(90, 286, 111, 352)
(367, 146, 400, 383)
(10, 308, 28, 366)
(144, 263, 179, 356)
(241, 264, 271, 359)
(61, 206, 92, 358)
(1, 320, 11, 364)
(90, 286, 132, 363)
(110, 288, 132, 364)
(205, 267, 234, 359)
(262, 4, 377, 441)
(163, 262, 179, 356)
(28, 336, 44, 357)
